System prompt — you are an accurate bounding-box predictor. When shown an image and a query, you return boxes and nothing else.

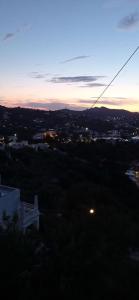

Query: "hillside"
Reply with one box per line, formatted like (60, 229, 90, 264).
(0, 104, 138, 120)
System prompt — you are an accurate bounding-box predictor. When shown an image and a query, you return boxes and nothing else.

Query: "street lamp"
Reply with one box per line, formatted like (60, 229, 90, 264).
(89, 209, 95, 214)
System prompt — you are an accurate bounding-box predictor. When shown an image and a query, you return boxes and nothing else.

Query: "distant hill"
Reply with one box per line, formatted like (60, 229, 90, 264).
(51, 106, 139, 121)
(0, 104, 139, 138)
(0, 104, 138, 122)
(83, 107, 138, 120)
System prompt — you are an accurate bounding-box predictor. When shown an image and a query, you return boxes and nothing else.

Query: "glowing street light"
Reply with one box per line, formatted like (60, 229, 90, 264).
(89, 209, 95, 215)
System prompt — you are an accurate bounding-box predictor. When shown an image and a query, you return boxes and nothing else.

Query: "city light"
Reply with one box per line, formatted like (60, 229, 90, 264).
(89, 209, 95, 214)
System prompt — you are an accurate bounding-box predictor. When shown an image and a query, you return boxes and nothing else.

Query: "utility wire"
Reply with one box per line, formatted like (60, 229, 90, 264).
(91, 46, 139, 108)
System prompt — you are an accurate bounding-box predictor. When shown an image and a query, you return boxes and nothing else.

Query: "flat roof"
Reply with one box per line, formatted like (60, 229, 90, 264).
(0, 185, 18, 197)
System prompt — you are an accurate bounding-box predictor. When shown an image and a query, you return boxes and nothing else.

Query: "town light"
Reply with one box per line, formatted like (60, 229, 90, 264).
(89, 209, 95, 214)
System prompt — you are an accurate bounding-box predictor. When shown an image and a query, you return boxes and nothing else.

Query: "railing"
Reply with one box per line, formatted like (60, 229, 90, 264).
(22, 202, 35, 209)
(23, 211, 39, 227)
(20, 202, 39, 229)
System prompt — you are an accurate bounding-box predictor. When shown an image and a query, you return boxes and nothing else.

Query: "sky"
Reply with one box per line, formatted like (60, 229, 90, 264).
(1, 0, 139, 111)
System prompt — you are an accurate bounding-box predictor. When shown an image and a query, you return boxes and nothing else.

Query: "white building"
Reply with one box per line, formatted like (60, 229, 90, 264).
(8, 134, 17, 143)
(8, 141, 29, 149)
(30, 143, 49, 151)
(131, 136, 139, 142)
(0, 185, 39, 233)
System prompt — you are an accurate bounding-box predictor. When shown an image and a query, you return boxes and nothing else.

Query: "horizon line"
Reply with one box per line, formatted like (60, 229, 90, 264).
(0, 104, 139, 114)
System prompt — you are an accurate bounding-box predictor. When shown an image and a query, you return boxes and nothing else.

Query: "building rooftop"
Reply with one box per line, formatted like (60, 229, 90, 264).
(0, 185, 18, 197)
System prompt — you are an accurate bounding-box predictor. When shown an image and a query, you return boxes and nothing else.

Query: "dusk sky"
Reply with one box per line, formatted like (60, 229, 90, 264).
(1, 0, 139, 111)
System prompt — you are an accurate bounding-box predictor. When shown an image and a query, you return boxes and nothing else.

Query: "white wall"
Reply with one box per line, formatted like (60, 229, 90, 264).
(0, 189, 20, 223)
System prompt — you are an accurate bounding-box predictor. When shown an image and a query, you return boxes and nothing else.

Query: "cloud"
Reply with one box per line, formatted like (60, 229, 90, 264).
(0, 97, 8, 103)
(3, 96, 139, 111)
(118, 12, 139, 30)
(3, 33, 15, 41)
(79, 97, 138, 106)
(29, 72, 50, 79)
(14, 100, 85, 111)
(2, 24, 31, 42)
(61, 55, 90, 64)
(0, 97, 15, 107)
(49, 75, 105, 84)
(80, 83, 107, 88)
(18, 97, 139, 110)
(91, 96, 127, 100)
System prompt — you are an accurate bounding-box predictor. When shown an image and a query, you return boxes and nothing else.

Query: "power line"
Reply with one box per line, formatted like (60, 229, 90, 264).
(91, 46, 139, 108)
